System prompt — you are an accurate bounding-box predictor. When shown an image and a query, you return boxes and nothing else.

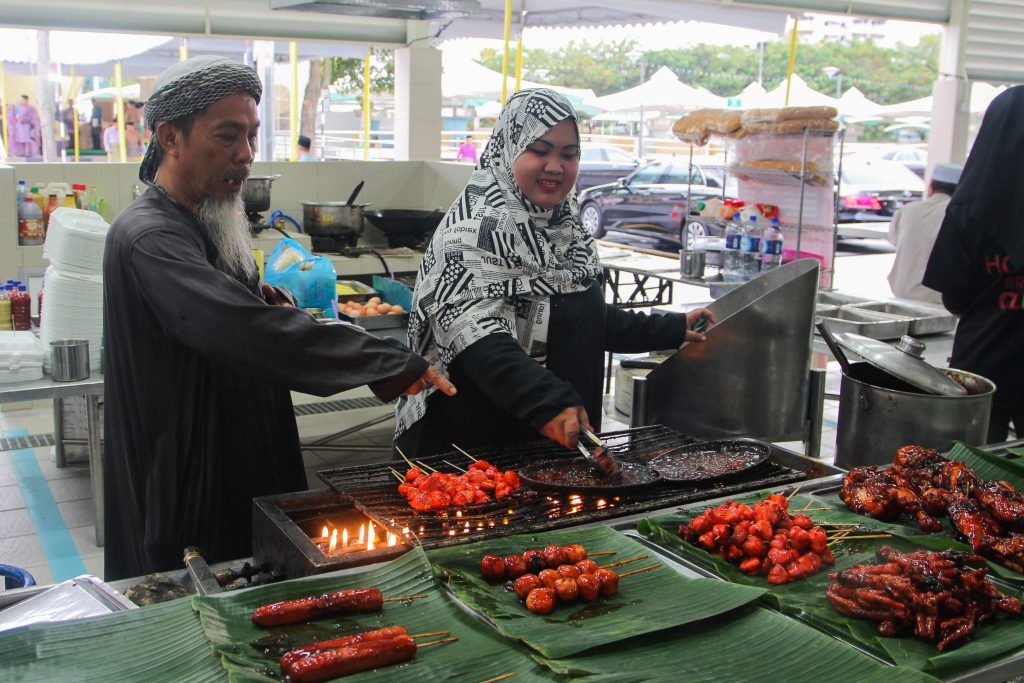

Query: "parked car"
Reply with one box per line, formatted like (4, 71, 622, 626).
(576, 144, 641, 191)
(879, 147, 927, 178)
(836, 158, 924, 224)
(577, 160, 728, 250)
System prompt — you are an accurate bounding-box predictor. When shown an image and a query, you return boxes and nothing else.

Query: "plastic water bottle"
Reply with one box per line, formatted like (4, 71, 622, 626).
(761, 217, 784, 273)
(740, 215, 762, 280)
(722, 212, 743, 282)
(15, 180, 26, 206)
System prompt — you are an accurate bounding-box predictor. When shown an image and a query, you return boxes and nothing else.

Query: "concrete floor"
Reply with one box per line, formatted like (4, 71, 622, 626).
(0, 242, 889, 585)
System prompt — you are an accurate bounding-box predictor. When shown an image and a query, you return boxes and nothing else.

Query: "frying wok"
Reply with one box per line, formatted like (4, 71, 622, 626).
(646, 439, 771, 485)
(363, 209, 444, 247)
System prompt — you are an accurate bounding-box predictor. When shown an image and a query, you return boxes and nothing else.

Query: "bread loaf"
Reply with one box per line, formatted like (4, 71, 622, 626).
(741, 106, 838, 125)
(743, 118, 840, 134)
(672, 109, 742, 145)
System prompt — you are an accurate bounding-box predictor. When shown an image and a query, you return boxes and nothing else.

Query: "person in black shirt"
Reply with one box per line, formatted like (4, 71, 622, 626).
(923, 86, 1024, 443)
(395, 89, 712, 458)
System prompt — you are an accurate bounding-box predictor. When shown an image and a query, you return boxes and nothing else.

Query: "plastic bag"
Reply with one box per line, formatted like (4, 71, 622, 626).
(264, 238, 338, 318)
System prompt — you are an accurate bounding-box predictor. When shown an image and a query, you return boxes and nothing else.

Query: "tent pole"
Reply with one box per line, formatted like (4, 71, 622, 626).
(290, 41, 298, 162)
(500, 0, 512, 103)
(0, 64, 7, 160)
(115, 61, 126, 162)
(514, 1, 525, 92)
(362, 50, 371, 161)
(784, 16, 799, 107)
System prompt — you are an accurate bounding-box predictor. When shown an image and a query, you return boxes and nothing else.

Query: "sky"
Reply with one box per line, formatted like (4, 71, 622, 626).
(439, 15, 942, 61)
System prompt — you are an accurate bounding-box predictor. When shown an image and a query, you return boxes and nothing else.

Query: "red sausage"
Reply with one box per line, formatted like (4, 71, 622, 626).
(280, 625, 407, 673)
(286, 636, 417, 683)
(251, 588, 383, 626)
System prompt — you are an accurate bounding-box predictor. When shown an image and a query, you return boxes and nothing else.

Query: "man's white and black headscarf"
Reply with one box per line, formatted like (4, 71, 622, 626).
(139, 55, 262, 185)
(396, 88, 601, 437)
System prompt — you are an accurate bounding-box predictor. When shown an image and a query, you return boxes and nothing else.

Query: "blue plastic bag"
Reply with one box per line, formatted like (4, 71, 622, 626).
(264, 238, 338, 318)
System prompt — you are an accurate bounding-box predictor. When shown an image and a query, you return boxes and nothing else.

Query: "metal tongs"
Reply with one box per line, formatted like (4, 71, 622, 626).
(577, 427, 623, 480)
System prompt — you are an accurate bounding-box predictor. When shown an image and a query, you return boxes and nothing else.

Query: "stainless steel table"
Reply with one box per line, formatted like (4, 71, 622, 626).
(0, 373, 104, 546)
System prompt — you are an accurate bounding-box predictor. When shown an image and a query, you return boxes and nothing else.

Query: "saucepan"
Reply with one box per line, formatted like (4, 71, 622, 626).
(242, 174, 282, 214)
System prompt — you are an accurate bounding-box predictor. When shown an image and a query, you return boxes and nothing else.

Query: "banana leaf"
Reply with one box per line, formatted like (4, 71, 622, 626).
(638, 492, 1024, 678)
(945, 441, 1024, 486)
(426, 524, 765, 659)
(542, 604, 941, 683)
(192, 547, 557, 682)
(0, 596, 222, 682)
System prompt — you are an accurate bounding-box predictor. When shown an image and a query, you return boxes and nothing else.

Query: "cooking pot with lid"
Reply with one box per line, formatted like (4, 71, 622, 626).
(241, 174, 281, 214)
(833, 333, 994, 468)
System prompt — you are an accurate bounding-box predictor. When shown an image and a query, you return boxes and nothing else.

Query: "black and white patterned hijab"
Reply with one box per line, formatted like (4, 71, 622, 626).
(396, 88, 600, 436)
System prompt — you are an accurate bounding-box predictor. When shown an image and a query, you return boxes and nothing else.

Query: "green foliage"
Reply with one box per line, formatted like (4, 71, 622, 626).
(329, 49, 394, 95)
(479, 36, 939, 104)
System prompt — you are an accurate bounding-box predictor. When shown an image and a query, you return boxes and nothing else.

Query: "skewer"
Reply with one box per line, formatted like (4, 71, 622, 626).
(600, 554, 648, 570)
(409, 631, 449, 639)
(416, 460, 438, 473)
(588, 551, 617, 557)
(829, 533, 892, 542)
(395, 446, 417, 471)
(382, 594, 428, 603)
(418, 636, 459, 648)
(478, 674, 517, 683)
(451, 443, 479, 462)
(797, 507, 832, 512)
(785, 484, 803, 500)
(443, 459, 467, 473)
(389, 468, 405, 483)
(619, 563, 662, 579)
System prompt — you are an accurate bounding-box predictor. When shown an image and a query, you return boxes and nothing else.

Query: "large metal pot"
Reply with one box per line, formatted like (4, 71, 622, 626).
(835, 361, 994, 469)
(301, 201, 369, 239)
(241, 174, 281, 214)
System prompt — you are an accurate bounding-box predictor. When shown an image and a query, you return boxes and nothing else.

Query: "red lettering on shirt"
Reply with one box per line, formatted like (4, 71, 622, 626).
(998, 290, 1020, 310)
(1006, 275, 1024, 290)
(985, 254, 1013, 274)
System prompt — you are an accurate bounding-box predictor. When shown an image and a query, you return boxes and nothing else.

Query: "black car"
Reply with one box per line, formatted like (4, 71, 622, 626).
(836, 158, 924, 224)
(577, 160, 727, 250)
(576, 144, 641, 191)
(879, 147, 927, 178)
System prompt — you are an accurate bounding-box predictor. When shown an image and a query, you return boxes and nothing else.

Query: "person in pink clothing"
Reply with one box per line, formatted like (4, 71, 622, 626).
(10, 95, 40, 158)
(455, 134, 478, 164)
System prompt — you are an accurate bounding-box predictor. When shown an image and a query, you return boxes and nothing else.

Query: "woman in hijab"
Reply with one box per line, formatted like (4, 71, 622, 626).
(923, 85, 1024, 443)
(395, 89, 713, 458)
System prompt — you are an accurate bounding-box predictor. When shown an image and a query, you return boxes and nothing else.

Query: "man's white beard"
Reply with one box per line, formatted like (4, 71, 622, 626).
(195, 194, 256, 282)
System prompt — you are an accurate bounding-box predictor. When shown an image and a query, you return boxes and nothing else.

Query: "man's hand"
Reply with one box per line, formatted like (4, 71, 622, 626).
(540, 405, 590, 450)
(684, 307, 716, 343)
(261, 284, 297, 308)
(403, 364, 457, 397)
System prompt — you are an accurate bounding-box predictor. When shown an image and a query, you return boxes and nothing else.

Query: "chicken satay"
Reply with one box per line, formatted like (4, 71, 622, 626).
(576, 573, 601, 601)
(543, 544, 567, 568)
(593, 568, 620, 597)
(479, 555, 506, 580)
(523, 549, 547, 573)
(503, 554, 527, 579)
(525, 587, 556, 614)
(556, 564, 580, 581)
(513, 574, 542, 601)
(575, 559, 599, 575)
(553, 577, 580, 602)
(562, 544, 587, 564)
(538, 568, 560, 589)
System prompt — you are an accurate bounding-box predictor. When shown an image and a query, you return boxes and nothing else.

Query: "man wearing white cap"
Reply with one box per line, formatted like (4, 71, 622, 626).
(887, 162, 963, 304)
(102, 56, 455, 579)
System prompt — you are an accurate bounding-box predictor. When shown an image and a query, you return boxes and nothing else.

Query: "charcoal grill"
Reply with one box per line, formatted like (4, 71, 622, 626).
(316, 425, 841, 552)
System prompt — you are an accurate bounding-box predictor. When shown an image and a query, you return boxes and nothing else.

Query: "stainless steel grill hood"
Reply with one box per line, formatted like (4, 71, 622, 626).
(270, 0, 479, 20)
(632, 259, 820, 443)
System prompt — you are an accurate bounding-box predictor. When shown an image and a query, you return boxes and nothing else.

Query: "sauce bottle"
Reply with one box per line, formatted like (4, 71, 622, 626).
(11, 285, 31, 331)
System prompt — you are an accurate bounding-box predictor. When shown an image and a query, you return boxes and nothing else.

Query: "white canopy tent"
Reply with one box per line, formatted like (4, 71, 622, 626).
(744, 74, 838, 108)
(594, 66, 727, 113)
(835, 86, 883, 119)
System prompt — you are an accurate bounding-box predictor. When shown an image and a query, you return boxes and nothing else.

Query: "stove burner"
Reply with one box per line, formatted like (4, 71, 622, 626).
(311, 235, 361, 252)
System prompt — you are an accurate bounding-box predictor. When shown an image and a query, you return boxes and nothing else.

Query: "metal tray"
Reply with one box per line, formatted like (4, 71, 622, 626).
(815, 307, 911, 340)
(336, 311, 409, 330)
(817, 291, 873, 306)
(846, 301, 956, 336)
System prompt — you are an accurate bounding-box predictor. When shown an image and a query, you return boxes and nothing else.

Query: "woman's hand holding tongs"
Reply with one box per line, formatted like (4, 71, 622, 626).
(541, 405, 589, 451)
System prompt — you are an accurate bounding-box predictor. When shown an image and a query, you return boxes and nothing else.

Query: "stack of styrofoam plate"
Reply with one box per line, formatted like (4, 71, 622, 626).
(43, 208, 109, 275)
(40, 267, 104, 372)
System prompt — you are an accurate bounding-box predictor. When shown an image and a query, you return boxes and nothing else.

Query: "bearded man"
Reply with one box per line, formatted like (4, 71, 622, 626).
(102, 56, 454, 580)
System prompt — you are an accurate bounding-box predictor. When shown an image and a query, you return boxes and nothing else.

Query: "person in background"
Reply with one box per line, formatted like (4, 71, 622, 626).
(923, 86, 1024, 443)
(11, 95, 40, 158)
(297, 133, 317, 161)
(887, 162, 962, 304)
(90, 101, 103, 150)
(395, 89, 712, 459)
(455, 134, 478, 164)
(102, 56, 455, 579)
(56, 99, 75, 156)
(104, 118, 144, 161)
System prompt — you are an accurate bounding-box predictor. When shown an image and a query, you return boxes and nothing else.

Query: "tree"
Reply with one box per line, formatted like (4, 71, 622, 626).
(300, 59, 324, 140)
(329, 50, 394, 94)
(479, 40, 640, 96)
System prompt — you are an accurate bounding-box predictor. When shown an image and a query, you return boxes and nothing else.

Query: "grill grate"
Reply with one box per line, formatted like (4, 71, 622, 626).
(0, 433, 56, 452)
(317, 425, 808, 550)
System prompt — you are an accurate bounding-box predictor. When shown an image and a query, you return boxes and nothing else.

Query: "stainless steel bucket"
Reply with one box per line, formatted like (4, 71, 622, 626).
(51, 339, 90, 382)
(679, 251, 706, 278)
(241, 174, 281, 214)
(835, 361, 994, 469)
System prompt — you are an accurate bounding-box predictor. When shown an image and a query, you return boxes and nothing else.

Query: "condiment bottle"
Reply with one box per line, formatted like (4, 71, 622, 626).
(72, 183, 87, 209)
(44, 191, 60, 231)
(0, 285, 12, 331)
(18, 191, 45, 245)
(86, 185, 99, 213)
(11, 285, 31, 331)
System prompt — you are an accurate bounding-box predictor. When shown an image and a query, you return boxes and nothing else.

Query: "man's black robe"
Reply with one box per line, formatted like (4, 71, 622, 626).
(102, 190, 426, 580)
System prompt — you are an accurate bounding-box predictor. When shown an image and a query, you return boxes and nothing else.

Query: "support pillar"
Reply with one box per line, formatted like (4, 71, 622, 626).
(927, 0, 970, 176)
(394, 20, 442, 161)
